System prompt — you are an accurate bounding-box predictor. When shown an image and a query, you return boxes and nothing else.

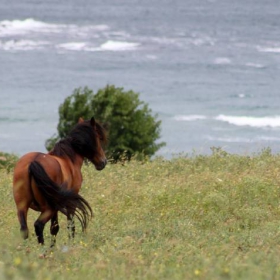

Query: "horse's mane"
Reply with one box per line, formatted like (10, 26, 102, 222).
(49, 119, 106, 163)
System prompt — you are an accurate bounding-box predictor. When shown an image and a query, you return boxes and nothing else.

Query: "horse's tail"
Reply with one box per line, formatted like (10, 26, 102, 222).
(28, 161, 92, 231)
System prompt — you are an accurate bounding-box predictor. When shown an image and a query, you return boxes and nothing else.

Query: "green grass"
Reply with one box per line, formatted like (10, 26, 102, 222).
(1, 148, 280, 279)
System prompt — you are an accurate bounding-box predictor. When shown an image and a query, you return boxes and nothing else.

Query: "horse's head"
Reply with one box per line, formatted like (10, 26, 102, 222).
(71, 117, 107, 170)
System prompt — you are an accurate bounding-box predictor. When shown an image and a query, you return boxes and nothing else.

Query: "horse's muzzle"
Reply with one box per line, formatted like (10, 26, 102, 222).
(95, 159, 107, 171)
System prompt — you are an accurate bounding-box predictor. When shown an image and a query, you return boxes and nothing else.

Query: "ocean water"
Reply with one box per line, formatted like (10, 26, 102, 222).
(1, 0, 280, 158)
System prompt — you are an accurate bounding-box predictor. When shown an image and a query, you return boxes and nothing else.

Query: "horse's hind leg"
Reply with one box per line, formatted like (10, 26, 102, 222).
(34, 210, 54, 245)
(50, 212, 59, 248)
(13, 172, 32, 240)
(17, 209, 29, 239)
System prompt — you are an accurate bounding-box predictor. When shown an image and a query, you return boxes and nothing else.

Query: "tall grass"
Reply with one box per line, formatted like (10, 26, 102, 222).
(1, 148, 280, 279)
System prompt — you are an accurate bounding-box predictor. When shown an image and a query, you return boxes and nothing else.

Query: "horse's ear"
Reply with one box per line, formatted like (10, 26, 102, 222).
(90, 117, 96, 127)
(78, 117, 84, 123)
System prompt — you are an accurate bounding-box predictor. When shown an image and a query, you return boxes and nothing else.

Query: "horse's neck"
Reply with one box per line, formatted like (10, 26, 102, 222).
(73, 154, 84, 169)
(52, 153, 84, 192)
(68, 153, 84, 178)
(69, 154, 84, 192)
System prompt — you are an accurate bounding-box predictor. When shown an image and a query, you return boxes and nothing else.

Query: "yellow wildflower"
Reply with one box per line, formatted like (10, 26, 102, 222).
(14, 257, 21, 266)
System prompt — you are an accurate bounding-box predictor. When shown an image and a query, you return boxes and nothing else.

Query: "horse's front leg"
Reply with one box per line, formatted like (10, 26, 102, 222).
(67, 211, 75, 240)
(50, 211, 59, 248)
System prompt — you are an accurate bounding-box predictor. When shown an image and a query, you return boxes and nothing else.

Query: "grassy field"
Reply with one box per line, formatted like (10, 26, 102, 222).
(1, 148, 280, 279)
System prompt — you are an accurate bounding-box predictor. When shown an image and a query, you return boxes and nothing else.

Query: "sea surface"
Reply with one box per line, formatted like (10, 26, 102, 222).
(1, 0, 280, 158)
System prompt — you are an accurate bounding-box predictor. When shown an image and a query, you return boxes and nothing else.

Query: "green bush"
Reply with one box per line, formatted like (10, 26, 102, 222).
(0, 151, 18, 172)
(46, 85, 165, 162)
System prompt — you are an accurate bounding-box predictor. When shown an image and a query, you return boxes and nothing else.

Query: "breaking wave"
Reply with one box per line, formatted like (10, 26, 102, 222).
(0, 19, 140, 52)
(213, 57, 232, 65)
(0, 39, 49, 51)
(0, 18, 58, 36)
(56, 40, 140, 52)
(257, 46, 280, 53)
(215, 115, 280, 128)
(174, 115, 207, 121)
(206, 135, 280, 143)
(0, 18, 109, 37)
(174, 114, 280, 128)
(100, 40, 140, 51)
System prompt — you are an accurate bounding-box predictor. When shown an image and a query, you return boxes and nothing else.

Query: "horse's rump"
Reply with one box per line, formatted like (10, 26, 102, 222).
(29, 161, 92, 230)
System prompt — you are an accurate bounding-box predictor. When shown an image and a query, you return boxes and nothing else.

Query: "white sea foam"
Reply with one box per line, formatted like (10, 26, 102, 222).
(215, 115, 280, 128)
(206, 136, 253, 143)
(0, 18, 58, 36)
(100, 40, 140, 51)
(57, 42, 88, 51)
(174, 114, 280, 129)
(0, 18, 139, 52)
(245, 62, 265, 68)
(231, 93, 253, 99)
(214, 57, 231, 65)
(191, 36, 215, 46)
(67, 24, 109, 38)
(0, 18, 110, 38)
(56, 40, 140, 52)
(206, 135, 280, 143)
(257, 46, 280, 53)
(0, 39, 49, 51)
(151, 34, 215, 48)
(174, 115, 207, 121)
(146, 55, 158, 60)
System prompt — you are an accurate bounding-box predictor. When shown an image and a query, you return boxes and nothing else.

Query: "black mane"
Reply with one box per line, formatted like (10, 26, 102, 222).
(49, 120, 106, 163)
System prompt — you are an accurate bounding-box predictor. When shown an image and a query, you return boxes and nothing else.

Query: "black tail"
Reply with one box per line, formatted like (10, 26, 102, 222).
(28, 161, 92, 231)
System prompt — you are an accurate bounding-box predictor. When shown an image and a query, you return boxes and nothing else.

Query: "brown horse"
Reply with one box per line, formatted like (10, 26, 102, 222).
(13, 117, 107, 247)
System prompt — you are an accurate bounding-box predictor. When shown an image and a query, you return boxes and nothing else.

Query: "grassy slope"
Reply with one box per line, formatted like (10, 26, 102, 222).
(1, 149, 280, 279)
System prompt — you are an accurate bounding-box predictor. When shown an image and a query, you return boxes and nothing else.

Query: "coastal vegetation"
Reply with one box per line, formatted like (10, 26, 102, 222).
(1, 148, 280, 279)
(0, 152, 18, 172)
(45, 85, 165, 162)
